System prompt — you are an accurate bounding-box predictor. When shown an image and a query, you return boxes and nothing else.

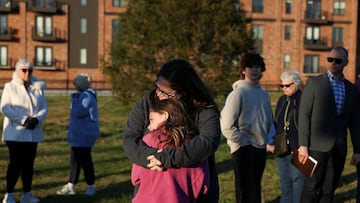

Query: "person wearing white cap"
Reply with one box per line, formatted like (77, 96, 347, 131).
(1, 58, 48, 203)
(56, 73, 99, 197)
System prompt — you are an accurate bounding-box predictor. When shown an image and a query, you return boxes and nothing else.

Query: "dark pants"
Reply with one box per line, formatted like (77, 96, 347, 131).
(357, 163, 360, 203)
(301, 148, 346, 203)
(231, 145, 266, 203)
(6, 141, 38, 193)
(68, 147, 95, 185)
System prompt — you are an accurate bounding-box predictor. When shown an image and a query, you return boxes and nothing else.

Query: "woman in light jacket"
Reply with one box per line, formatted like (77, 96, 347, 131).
(1, 58, 48, 203)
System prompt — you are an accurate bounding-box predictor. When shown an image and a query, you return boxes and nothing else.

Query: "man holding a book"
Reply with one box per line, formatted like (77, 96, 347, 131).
(297, 46, 360, 202)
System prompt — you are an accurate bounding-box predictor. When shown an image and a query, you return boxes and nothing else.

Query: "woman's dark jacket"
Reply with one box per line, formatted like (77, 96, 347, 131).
(274, 90, 301, 151)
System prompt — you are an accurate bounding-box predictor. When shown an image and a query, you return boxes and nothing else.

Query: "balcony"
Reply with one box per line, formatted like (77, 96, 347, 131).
(0, 0, 19, 12)
(303, 65, 327, 76)
(33, 59, 65, 70)
(303, 38, 329, 50)
(32, 27, 67, 42)
(303, 11, 333, 25)
(29, 0, 60, 14)
(0, 27, 13, 41)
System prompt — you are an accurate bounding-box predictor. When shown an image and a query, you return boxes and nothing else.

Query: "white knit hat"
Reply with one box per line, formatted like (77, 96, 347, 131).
(74, 73, 91, 91)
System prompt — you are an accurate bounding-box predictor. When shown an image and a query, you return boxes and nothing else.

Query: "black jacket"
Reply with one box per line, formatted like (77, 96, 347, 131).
(275, 90, 301, 151)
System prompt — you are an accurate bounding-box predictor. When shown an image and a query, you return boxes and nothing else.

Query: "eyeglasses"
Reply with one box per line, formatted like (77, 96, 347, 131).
(327, 57, 343, 64)
(279, 83, 293, 88)
(21, 69, 33, 74)
(154, 81, 176, 98)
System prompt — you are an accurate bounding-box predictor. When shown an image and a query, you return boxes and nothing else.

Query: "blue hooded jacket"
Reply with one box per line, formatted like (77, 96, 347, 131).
(67, 88, 99, 147)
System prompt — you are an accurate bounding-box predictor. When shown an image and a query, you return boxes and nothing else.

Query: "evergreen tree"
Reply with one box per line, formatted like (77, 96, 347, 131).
(103, 0, 254, 104)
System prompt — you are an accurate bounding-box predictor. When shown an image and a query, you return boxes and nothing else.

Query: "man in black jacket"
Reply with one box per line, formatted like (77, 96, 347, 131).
(297, 46, 360, 202)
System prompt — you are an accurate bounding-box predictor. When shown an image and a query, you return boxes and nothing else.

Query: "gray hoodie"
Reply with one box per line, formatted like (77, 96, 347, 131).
(220, 80, 274, 153)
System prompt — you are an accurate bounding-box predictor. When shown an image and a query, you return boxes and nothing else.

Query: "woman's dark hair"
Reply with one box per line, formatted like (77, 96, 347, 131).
(150, 99, 195, 147)
(240, 52, 266, 73)
(155, 59, 217, 115)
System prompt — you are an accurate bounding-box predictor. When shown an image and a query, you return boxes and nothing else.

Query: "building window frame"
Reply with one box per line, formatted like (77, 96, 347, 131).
(80, 18, 87, 34)
(35, 46, 53, 67)
(284, 54, 290, 69)
(304, 55, 319, 74)
(80, 0, 87, 6)
(113, 0, 125, 7)
(0, 15, 8, 35)
(332, 27, 343, 47)
(0, 45, 7, 66)
(333, 1, 345, 16)
(285, 0, 291, 14)
(35, 15, 53, 37)
(252, 0, 263, 13)
(252, 24, 263, 53)
(284, 25, 291, 40)
(35, 0, 55, 8)
(80, 48, 87, 64)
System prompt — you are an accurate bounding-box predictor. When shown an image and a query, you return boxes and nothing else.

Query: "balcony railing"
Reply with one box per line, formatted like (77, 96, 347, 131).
(0, 0, 19, 12)
(33, 59, 65, 70)
(303, 10, 333, 24)
(32, 27, 67, 42)
(303, 38, 329, 50)
(29, 0, 60, 13)
(0, 27, 13, 40)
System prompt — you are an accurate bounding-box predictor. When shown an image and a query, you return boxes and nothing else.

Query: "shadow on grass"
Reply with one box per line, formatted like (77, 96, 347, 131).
(39, 180, 133, 203)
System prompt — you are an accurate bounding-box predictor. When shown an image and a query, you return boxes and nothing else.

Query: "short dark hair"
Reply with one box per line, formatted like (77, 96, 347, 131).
(240, 52, 266, 73)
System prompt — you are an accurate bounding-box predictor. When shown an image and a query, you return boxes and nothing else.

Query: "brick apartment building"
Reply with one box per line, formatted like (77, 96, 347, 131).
(0, 0, 359, 90)
(0, 0, 125, 90)
(241, 0, 360, 89)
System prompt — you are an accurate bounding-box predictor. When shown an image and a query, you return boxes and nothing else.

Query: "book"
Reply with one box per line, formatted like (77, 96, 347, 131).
(291, 150, 319, 178)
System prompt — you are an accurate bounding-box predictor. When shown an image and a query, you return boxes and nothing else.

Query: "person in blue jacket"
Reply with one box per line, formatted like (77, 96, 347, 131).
(56, 73, 99, 197)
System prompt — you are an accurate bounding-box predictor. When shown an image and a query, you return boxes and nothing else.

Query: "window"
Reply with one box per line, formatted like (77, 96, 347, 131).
(0, 0, 10, 7)
(80, 48, 87, 64)
(252, 0, 263, 13)
(35, 0, 54, 8)
(112, 19, 120, 36)
(304, 55, 319, 74)
(80, 18, 87, 34)
(305, 26, 320, 45)
(332, 27, 343, 47)
(36, 16, 52, 36)
(113, 0, 125, 7)
(0, 15, 8, 35)
(0, 46, 7, 66)
(284, 54, 290, 69)
(36, 46, 53, 66)
(284, 26, 291, 40)
(306, 0, 321, 19)
(285, 0, 291, 14)
(252, 25, 263, 53)
(333, 1, 345, 15)
(80, 0, 87, 6)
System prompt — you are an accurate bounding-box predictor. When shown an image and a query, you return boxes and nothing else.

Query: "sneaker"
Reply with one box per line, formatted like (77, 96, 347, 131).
(56, 183, 76, 195)
(2, 193, 16, 203)
(84, 185, 96, 196)
(19, 192, 39, 203)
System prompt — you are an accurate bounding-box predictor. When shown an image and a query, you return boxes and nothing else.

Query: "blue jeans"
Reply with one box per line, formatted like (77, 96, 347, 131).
(277, 153, 305, 203)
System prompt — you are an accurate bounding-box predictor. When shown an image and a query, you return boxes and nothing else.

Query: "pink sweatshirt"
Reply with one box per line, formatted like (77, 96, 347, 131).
(131, 127, 210, 203)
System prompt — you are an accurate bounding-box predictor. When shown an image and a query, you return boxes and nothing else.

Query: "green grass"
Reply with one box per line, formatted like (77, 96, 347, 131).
(0, 95, 357, 202)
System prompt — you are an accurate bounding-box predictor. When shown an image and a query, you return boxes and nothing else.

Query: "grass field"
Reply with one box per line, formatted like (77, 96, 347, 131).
(0, 95, 357, 203)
